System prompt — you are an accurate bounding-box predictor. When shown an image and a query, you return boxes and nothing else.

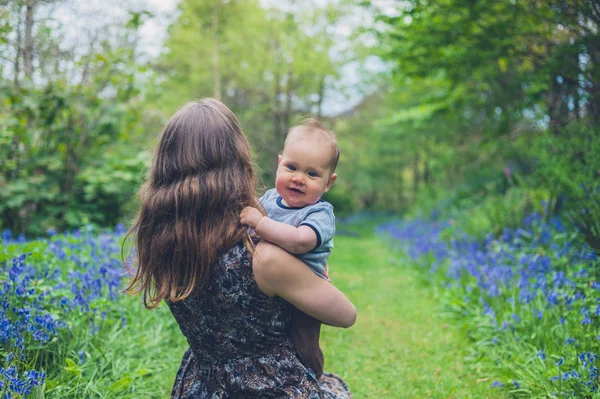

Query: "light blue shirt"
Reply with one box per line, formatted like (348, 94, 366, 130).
(260, 188, 335, 279)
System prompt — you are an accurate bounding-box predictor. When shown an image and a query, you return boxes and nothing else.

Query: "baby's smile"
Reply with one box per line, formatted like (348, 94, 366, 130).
(287, 186, 305, 194)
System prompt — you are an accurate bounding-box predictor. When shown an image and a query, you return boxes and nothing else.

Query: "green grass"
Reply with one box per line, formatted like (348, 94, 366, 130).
(37, 291, 186, 398)
(321, 222, 509, 398)
(60, 221, 509, 398)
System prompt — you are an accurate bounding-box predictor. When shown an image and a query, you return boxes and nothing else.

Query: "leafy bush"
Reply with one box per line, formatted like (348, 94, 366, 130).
(322, 183, 359, 218)
(568, 185, 600, 281)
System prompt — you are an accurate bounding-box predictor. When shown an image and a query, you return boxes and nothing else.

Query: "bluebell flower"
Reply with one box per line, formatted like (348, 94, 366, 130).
(1, 229, 12, 242)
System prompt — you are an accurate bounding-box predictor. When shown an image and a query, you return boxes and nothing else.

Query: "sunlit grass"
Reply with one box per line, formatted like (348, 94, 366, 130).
(322, 222, 507, 398)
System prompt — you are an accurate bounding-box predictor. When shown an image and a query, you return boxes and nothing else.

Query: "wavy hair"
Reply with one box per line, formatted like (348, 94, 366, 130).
(122, 98, 261, 308)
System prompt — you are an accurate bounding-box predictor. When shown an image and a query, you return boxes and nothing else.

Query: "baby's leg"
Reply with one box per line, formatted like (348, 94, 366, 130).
(290, 308, 324, 379)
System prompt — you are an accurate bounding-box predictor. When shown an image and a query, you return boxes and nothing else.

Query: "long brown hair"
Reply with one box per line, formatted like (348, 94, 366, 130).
(122, 98, 261, 308)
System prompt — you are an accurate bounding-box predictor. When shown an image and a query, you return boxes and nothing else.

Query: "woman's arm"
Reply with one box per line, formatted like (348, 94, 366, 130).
(252, 241, 357, 328)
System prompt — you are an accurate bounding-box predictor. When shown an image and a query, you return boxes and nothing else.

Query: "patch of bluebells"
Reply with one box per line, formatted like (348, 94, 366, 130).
(378, 212, 600, 396)
(0, 366, 46, 397)
(0, 225, 128, 397)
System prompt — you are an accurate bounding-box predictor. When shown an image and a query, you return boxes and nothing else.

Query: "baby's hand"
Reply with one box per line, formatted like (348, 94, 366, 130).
(240, 206, 264, 229)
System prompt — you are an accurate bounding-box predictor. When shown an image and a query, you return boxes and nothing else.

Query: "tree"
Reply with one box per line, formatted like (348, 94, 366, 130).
(0, 3, 151, 235)
(152, 0, 346, 176)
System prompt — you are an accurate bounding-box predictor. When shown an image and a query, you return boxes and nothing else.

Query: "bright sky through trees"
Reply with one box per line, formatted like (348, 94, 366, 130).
(48, 0, 387, 115)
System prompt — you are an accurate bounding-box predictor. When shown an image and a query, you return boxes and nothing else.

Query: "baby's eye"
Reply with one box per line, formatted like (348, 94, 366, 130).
(308, 171, 318, 177)
(287, 165, 296, 171)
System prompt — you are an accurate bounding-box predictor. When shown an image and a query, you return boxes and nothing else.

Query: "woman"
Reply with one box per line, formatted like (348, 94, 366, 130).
(123, 98, 356, 398)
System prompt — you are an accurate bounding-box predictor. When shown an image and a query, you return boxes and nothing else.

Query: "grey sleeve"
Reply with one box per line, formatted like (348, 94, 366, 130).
(259, 188, 277, 206)
(299, 205, 335, 248)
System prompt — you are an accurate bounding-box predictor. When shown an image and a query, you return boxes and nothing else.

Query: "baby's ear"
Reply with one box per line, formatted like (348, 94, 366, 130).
(324, 173, 337, 192)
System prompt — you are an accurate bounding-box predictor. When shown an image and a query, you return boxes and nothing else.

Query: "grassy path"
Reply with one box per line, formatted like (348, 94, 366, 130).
(322, 223, 507, 398)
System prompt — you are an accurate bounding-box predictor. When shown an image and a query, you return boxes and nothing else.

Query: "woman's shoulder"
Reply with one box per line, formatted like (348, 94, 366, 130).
(212, 238, 263, 291)
(216, 238, 260, 268)
(218, 240, 250, 263)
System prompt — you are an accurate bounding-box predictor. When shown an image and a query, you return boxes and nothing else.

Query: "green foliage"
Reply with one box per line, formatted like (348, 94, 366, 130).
(444, 187, 536, 241)
(359, 0, 600, 218)
(568, 184, 600, 263)
(3, 0, 600, 235)
(440, 229, 599, 397)
(322, 183, 358, 218)
(512, 124, 600, 200)
(0, 82, 147, 236)
(151, 0, 351, 173)
(0, 9, 150, 236)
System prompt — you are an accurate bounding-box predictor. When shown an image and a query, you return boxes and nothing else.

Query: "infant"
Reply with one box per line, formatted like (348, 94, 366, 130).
(240, 118, 339, 378)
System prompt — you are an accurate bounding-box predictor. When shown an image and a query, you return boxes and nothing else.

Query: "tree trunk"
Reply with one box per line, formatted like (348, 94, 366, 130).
(211, 7, 221, 100)
(283, 71, 293, 134)
(546, 75, 565, 135)
(412, 153, 420, 195)
(588, 90, 600, 127)
(273, 76, 282, 147)
(316, 76, 325, 118)
(272, 37, 284, 164)
(272, 74, 282, 172)
(14, 6, 23, 88)
(572, 51, 580, 120)
(24, 0, 35, 80)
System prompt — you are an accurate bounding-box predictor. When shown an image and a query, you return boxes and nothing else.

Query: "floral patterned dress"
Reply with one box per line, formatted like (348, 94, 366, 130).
(166, 241, 352, 398)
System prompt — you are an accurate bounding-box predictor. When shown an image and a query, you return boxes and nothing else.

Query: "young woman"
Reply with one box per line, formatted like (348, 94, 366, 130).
(124, 98, 356, 398)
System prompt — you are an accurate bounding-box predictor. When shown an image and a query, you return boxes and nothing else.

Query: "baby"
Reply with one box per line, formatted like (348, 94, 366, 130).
(240, 117, 339, 378)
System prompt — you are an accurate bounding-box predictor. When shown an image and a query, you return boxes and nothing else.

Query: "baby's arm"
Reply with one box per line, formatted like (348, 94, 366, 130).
(240, 206, 317, 254)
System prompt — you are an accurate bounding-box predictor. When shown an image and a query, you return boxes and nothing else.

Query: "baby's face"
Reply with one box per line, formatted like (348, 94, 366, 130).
(275, 138, 336, 208)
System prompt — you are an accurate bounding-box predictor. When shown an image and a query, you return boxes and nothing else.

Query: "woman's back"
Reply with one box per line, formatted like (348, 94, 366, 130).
(167, 241, 327, 398)
(166, 241, 293, 362)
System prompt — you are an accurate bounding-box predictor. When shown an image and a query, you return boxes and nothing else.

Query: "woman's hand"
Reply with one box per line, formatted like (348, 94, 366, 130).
(240, 206, 264, 229)
(252, 242, 356, 328)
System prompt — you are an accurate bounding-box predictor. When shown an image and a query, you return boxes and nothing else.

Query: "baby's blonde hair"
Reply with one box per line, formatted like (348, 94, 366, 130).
(284, 117, 340, 174)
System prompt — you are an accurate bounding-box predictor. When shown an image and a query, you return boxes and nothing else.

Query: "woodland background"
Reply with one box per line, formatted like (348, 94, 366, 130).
(3, 1, 600, 398)
(2, 0, 600, 238)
